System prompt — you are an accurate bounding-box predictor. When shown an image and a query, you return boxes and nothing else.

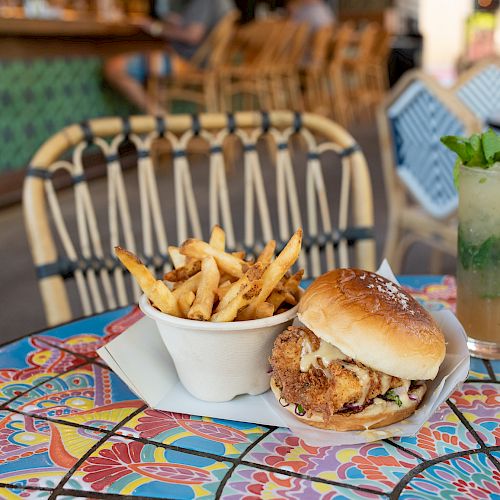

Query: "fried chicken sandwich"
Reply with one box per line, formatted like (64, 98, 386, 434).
(270, 268, 446, 431)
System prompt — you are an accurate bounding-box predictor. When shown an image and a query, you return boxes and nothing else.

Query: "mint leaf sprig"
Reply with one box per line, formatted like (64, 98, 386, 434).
(440, 129, 500, 185)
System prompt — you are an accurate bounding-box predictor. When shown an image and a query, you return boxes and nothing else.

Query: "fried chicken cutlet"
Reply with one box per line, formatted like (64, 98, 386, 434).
(270, 326, 406, 419)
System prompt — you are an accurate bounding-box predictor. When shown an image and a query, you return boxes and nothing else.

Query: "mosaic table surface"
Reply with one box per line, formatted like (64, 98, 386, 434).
(0, 276, 498, 499)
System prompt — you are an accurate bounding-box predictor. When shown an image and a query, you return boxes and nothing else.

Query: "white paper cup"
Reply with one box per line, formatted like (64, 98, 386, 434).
(139, 294, 298, 402)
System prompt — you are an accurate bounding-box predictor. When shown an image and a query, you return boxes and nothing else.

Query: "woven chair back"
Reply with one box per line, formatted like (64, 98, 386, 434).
(453, 58, 500, 124)
(379, 71, 480, 219)
(24, 111, 376, 326)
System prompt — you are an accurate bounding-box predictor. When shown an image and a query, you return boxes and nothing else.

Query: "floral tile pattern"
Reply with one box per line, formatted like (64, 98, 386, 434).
(0, 487, 51, 499)
(117, 408, 269, 458)
(35, 306, 139, 358)
(468, 357, 491, 380)
(448, 382, 500, 446)
(243, 429, 420, 493)
(6, 364, 142, 431)
(490, 359, 500, 380)
(220, 465, 384, 499)
(0, 410, 104, 489)
(0, 276, 498, 499)
(70, 435, 231, 498)
(0, 337, 87, 404)
(392, 401, 481, 459)
(399, 452, 500, 499)
(398, 275, 456, 312)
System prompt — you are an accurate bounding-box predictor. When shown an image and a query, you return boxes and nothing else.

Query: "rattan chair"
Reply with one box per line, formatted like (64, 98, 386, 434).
(149, 11, 239, 112)
(377, 71, 481, 273)
(219, 20, 307, 111)
(327, 21, 356, 126)
(24, 111, 376, 326)
(303, 24, 334, 113)
(452, 57, 500, 126)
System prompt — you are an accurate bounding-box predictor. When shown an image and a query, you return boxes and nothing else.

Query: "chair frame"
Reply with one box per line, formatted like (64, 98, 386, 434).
(24, 111, 375, 326)
(377, 70, 481, 272)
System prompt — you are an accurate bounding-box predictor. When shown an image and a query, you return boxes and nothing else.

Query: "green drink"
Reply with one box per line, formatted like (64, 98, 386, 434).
(441, 129, 500, 358)
(457, 164, 500, 358)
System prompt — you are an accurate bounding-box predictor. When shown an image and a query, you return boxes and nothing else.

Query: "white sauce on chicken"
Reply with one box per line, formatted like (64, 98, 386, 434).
(341, 362, 372, 405)
(300, 338, 411, 407)
(300, 339, 347, 373)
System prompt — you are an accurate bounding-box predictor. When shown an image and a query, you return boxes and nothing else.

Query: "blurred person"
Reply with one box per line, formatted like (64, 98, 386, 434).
(233, 0, 286, 23)
(104, 0, 233, 114)
(286, 0, 334, 31)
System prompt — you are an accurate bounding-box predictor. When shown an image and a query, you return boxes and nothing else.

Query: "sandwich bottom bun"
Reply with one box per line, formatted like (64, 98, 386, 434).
(270, 378, 427, 431)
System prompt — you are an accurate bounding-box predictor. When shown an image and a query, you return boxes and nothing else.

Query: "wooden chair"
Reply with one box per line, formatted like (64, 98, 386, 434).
(452, 57, 500, 126)
(377, 70, 481, 273)
(219, 20, 307, 111)
(327, 21, 356, 126)
(149, 11, 239, 112)
(303, 25, 334, 113)
(341, 22, 382, 120)
(23, 111, 376, 326)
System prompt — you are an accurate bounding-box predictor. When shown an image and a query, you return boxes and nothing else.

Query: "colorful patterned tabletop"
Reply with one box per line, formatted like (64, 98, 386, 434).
(0, 275, 498, 499)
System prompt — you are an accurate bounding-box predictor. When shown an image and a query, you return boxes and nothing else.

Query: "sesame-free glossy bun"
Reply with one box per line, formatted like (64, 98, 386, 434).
(298, 269, 446, 380)
(270, 378, 427, 431)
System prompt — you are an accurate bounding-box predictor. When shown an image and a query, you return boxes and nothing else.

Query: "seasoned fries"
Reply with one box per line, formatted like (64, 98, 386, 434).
(188, 256, 220, 320)
(238, 229, 302, 320)
(180, 239, 245, 278)
(115, 246, 181, 317)
(115, 226, 303, 322)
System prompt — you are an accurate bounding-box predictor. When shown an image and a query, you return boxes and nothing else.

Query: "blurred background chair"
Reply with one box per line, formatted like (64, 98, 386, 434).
(148, 10, 239, 112)
(218, 19, 308, 111)
(341, 22, 387, 121)
(24, 111, 376, 326)
(377, 70, 481, 273)
(302, 24, 334, 114)
(452, 57, 500, 127)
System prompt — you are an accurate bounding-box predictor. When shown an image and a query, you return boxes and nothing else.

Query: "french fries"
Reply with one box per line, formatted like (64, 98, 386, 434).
(115, 226, 303, 322)
(214, 263, 264, 313)
(209, 225, 225, 251)
(187, 256, 220, 320)
(164, 258, 201, 282)
(238, 228, 302, 320)
(168, 246, 186, 269)
(255, 302, 274, 319)
(211, 278, 262, 322)
(115, 246, 181, 317)
(180, 239, 245, 278)
(257, 240, 276, 264)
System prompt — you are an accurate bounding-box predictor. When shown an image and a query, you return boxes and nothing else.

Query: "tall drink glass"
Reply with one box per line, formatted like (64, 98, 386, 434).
(457, 164, 500, 359)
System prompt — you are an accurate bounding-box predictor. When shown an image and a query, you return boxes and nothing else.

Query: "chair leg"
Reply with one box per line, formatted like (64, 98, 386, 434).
(391, 233, 417, 274)
(429, 248, 444, 274)
(383, 219, 400, 272)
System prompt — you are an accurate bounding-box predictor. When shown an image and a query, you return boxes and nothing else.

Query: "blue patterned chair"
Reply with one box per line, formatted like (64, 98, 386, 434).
(453, 58, 500, 126)
(377, 70, 481, 272)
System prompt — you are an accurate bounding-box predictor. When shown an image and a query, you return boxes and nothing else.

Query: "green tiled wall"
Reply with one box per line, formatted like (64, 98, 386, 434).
(0, 56, 136, 173)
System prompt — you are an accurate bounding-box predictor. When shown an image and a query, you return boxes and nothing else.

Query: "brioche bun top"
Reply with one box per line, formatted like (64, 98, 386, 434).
(297, 268, 445, 380)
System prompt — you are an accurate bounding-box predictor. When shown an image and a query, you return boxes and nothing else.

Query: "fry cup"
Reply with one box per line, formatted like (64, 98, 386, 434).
(139, 293, 299, 402)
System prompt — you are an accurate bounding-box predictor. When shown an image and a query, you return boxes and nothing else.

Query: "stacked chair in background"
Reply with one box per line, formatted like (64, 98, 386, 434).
(146, 14, 392, 126)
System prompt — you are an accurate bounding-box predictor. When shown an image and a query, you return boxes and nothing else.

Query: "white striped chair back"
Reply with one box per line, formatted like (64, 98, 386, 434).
(453, 58, 500, 125)
(383, 73, 477, 219)
(24, 111, 375, 326)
